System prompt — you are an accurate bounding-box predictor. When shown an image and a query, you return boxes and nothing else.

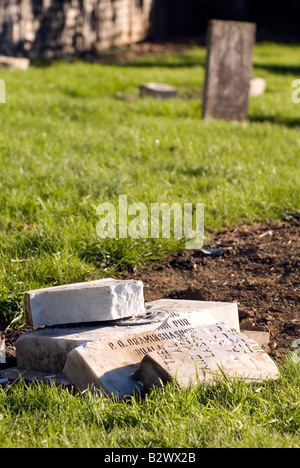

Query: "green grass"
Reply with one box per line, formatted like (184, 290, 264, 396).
(0, 43, 299, 447)
(0, 43, 299, 326)
(0, 358, 299, 448)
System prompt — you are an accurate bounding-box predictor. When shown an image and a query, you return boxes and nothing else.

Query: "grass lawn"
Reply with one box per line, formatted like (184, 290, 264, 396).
(0, 42, 299, 448)
(0, 359, 299, 448)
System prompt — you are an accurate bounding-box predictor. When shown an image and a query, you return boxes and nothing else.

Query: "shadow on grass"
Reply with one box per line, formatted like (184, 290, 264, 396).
(31, 50, 207, 69)
(249, 114, 300, 128)
(254, 63, 300, 75)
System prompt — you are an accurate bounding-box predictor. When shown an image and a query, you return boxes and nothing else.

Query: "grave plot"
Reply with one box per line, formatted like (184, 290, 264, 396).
(0, 278, 279, 397)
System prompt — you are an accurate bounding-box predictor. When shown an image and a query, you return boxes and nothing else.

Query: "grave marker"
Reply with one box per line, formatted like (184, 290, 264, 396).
(63, 322, 279, 398)
(134, 324, 279, 391)
(17, 300, 238, 373)
(139, 83, 178, 99)
(202, 20, 256, 121)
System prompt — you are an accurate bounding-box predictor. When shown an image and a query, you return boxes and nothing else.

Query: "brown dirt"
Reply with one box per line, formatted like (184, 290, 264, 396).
(1, 220, 299, 369)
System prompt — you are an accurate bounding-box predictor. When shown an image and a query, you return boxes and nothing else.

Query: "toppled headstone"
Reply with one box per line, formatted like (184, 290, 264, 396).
(63, 323, 279, 398)
(134, 324, 279, 391)
(16, 300, 238, 373)
(249, 77, 266, 97)
(0, 336, 5, 364)
(202, 20, 256, 121)
(0, 55, 30, 70)
(24, 279, 145, 327)
(139, 83, 178, 99)
(62, 328, 182, 397)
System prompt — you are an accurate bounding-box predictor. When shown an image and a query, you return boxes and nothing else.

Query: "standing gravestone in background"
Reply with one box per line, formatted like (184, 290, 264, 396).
(202, 20, 256, 121)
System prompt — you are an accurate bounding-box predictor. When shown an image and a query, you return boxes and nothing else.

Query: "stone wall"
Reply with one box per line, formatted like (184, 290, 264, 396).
(0, 0, 154, 58)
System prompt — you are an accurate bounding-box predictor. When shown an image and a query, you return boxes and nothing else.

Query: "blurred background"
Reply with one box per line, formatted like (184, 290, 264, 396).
(0, 0, 299, 59)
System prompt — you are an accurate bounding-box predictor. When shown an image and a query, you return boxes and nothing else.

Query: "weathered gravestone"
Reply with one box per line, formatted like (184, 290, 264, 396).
(62, 311, 219, 397)
(202, 20, 256, 121)
(17, 299, 238, 373)
(134, 324, 279, 391)
(63, 322, 279, 398)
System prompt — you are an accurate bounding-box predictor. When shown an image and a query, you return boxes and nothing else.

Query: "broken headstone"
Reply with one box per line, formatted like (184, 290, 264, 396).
(202, 20, 256, 121)
(16, 300, 238, 373)
(63, 322, 279, 398)
(24, 279, 145, 327)
(134, 324, 279, 391)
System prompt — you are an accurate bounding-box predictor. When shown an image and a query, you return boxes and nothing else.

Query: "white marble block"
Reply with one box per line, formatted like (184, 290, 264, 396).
(24, 279, 145, 327)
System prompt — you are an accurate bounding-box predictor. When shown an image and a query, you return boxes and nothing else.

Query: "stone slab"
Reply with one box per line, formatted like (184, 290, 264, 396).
(0, 55, 30, 70)
(16, 299, 238, 373)
(241, 330, 270, 350)
(139, 83, 178, 99)
(146, 299, 240, 332)
(63, 323, 279, 398)
(0, 336, 5, 364)
(24, 279, 145, 327)
(134, 324, 279, 391)
(249, 77, 266, 97)
(202, 20, 256, 121)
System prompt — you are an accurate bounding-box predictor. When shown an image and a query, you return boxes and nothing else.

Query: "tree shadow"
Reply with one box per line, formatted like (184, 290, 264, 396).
(254, 63, 300, 76)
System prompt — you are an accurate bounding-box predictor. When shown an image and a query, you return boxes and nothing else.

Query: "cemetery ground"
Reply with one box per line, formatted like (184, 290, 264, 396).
(0, 42, 299, 448)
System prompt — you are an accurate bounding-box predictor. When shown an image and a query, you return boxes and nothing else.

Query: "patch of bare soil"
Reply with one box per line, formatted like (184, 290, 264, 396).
(1, 220, 299, 369)
(124, 220, 300, 360)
